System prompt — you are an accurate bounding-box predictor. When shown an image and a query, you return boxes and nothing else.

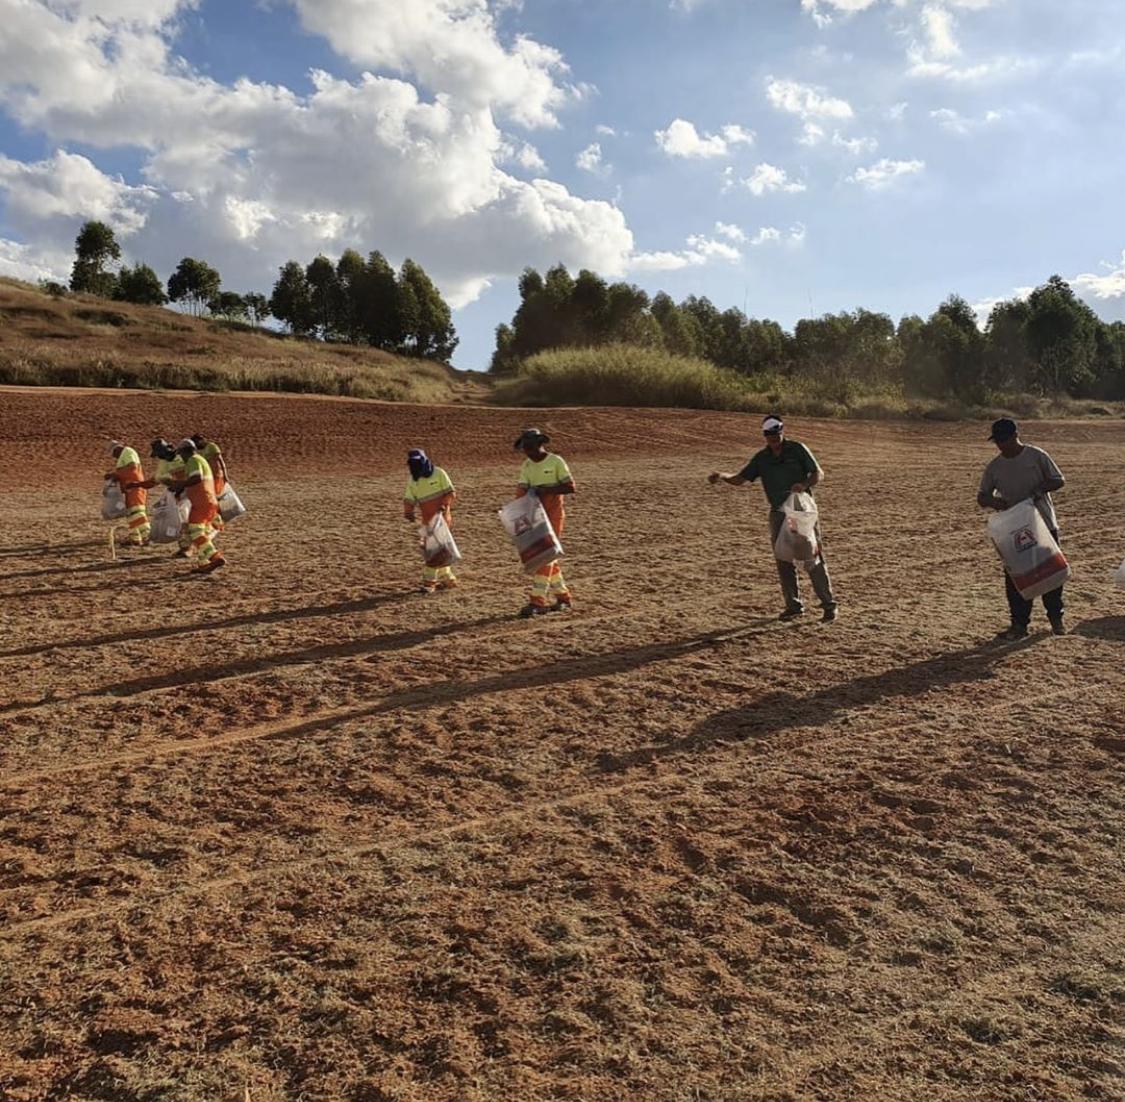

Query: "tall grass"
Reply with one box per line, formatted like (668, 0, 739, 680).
(493, 343, 1125, 420)
(495, 344, 757, 410)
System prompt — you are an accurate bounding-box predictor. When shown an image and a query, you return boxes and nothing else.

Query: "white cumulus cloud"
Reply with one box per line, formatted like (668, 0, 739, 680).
(798, 122, 826, 146)
(799, 0, 880, 28)
(655, 118, 755, 159)
(576, 142, 607, 174)
(500, 139, 547, 172)
(0, 150, 155, 234)
(630, 232, 742, 272)
(848, 157, 925, 189)
(832, 132, 879, 154)
(930, 106, 1003, 134)
(766, 77, 854, 121)
(920, 3, 961, 59)
(1074, 251, 1125, 301)
(0, 0, 644, 313)
(748, 224, 806, 246)
(0, 237, 74, 283)
(740, 163, 807, 197)
(750, 226, 782, 245)
(287, 0, 581, 129)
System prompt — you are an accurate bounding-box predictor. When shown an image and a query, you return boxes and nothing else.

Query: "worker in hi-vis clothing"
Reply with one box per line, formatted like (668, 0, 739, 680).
(166, 438, 225, 574)
(130, 438, 191, 557)
(514, 427, 576, 617)
(104, 441, 151, 546)
(191, 433, 228, 533)
(403, 448, 458, 593)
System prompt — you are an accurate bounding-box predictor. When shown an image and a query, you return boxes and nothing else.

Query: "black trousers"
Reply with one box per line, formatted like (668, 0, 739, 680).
(1005, 529, 1064, 626)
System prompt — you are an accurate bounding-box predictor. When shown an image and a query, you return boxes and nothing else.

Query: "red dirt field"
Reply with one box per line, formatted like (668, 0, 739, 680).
(0, 388, 1122, 1102)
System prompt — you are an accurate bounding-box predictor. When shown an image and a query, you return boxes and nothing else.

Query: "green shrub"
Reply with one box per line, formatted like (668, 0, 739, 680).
(495, 344, 756, 411)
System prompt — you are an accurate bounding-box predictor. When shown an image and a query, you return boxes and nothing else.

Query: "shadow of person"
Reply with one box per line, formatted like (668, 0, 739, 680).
(0, 539, 104, 559)
(597, 634, 1040, 774)
(0, 591, 415, 659)
(0, 557, 165, 582)
(1072, 616, 1125, 642)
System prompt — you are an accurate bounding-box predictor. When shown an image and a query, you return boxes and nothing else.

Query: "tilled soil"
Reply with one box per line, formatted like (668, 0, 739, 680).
(0, 390, 1122, 1102)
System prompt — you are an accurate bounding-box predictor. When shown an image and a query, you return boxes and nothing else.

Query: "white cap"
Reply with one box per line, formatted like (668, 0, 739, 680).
(176, 437, 196, 452)
(105, 440, 123, 456)
(762, 416, 784, 434)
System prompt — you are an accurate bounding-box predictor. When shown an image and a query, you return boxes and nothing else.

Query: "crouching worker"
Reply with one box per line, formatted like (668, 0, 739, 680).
(105, 441, 150, 546)
(514, 427, 576, 617)
(168, 438, 225, 574)
(403, 448, 458, 593)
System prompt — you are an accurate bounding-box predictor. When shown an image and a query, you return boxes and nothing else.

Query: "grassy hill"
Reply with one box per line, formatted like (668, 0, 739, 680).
(0, 277, 486, 403)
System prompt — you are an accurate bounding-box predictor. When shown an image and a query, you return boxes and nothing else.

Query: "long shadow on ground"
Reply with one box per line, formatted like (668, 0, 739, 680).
(0, 591, 413, 659)
(0, 611, 513, 712)
(596, 634, 1042, 774)
(0, 572, 184, 601)
(0, 539, 105, 559)
(1, 620, 781, 776)
(0, 556, 165, 582)
(1073, 616, 1125, 641)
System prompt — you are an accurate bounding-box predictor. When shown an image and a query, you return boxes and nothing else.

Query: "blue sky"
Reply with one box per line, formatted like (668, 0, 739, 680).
(1, 0, 1123, 370)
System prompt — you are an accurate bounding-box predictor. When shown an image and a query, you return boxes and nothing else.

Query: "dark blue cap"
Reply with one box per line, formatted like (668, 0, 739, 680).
(988, 418, 1018, 442)
(514, 427, 549, 450)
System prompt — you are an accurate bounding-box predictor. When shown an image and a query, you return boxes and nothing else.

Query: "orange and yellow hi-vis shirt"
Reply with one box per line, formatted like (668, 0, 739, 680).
(200, 441, 226, 495)
(404, 467, 456, 523)
(114, 446, 147, 507)
(517, 453, 575, 535)
(181, 454, 217, 523)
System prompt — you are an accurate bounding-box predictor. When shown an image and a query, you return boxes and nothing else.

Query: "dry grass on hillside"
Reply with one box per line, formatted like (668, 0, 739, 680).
(0, 278, 484, 403)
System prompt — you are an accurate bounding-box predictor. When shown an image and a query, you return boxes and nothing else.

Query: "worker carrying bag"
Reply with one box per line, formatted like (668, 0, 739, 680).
(498, 494, 563, 574)
(774, 492, 820, 563)
(420, 512, 462, 569)
(150, 490, 188, 544)
(988, 499, 1071, 600)
(101, 480, 126, 520)
(217, 483, 247, 523)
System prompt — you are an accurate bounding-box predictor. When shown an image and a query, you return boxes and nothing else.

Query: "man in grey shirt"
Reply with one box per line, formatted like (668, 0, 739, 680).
(977, 418, 1067, 639)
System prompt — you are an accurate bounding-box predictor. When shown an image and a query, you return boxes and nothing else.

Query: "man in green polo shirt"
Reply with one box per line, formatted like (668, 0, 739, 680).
(709, 414, 838, 622)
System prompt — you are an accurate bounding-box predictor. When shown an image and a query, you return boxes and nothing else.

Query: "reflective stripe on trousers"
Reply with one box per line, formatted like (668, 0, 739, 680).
(188, 522, 218, 564)
(125, 504, 150, 543)
(531, 561, 567, 605)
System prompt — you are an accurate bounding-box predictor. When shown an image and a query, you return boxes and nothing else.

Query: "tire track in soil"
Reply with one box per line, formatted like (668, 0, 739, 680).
(0, 677, 1105, 941)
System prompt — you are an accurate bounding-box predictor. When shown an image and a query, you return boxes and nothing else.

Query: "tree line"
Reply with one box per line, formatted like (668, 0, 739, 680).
(268, 250, 456, 361)
(492, 264, 1125, 401)
(61, 221, 457, 363)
